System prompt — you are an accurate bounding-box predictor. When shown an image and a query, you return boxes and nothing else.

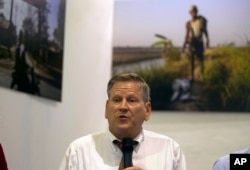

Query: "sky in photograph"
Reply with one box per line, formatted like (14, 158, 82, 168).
(113, 0, 250, 47)
(1, 0, 61, 40)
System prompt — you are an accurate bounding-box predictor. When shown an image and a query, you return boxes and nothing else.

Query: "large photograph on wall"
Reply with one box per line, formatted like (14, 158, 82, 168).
(0, 0, 65, 101)
(112, 0, 250, 112)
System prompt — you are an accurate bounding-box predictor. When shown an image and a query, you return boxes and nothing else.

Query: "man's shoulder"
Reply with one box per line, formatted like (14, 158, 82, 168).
(143, 130, 177, 143)
(197, 15, 207, 22)
(69, 131, 106, 147)
(188, 15, 207, 23)
(213, 148, 250, 170)
(143, 130, 182, 152)
(213, 154, 230, 170)
(236, 148, 250, 154)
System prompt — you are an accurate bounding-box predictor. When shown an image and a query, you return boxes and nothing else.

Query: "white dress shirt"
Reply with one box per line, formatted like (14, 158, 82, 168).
(59, 129, 186, 170)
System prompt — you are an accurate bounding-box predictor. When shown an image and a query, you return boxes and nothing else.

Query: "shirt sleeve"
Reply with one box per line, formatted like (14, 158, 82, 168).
(173, 141, 187, 170)
(212, 156, 230, 170)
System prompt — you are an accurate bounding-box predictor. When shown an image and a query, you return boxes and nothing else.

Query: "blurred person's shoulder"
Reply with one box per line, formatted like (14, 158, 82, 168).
(213, 148, 250, 170)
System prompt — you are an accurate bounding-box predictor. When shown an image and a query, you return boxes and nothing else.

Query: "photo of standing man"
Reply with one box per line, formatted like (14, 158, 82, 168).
(182, 5, 209, 81)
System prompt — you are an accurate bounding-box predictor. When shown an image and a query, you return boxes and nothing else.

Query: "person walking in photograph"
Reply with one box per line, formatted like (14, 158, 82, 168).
(182, 5, 209, 82)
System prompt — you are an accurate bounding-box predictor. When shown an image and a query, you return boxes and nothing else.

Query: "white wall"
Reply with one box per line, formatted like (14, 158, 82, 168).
(144, 112, 250, 170)
(0, 0, 114, 170)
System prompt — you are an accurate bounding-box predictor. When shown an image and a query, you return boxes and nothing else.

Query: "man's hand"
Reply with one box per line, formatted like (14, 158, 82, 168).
(206, 39, 210, 49)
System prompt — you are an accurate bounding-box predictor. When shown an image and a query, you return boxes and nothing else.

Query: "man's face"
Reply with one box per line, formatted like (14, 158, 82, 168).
(189, 10, 197, 19)
(105, 81, 151, 139)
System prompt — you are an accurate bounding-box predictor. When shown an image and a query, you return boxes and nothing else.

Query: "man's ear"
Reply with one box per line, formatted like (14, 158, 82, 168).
(105, 100, 109, 119)
(144, 102, 151, 121)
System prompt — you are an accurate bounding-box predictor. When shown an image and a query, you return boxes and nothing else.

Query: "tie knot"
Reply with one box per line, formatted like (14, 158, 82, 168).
(113, 139, 138, 151)
(113, 140, 122, 150)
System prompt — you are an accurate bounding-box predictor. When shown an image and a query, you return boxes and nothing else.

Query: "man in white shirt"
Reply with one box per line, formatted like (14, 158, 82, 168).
(60, 73, 186, 170)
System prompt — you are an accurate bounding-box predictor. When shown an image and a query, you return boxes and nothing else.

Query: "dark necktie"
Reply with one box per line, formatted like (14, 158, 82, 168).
(113, 140, 138, 170)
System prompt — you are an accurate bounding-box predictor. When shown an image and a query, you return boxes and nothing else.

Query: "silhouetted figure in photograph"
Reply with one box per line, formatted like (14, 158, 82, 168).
(10, 30, 30, 93)
(182, 5, 209, 82)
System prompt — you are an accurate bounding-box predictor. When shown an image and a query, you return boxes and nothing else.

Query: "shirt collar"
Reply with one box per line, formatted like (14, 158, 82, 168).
(106, 128, 119, 152)
(106, 128, 144, 153)
(133, 130, 144, 153)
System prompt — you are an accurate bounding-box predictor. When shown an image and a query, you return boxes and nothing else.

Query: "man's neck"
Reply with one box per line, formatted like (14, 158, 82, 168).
(109, 128, 142, 140)
(191, 15, 198, 21)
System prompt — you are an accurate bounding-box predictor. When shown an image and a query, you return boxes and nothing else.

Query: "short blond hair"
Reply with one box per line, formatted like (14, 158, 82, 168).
(107, 73, 151, 102)
(189, 5, 198, 13)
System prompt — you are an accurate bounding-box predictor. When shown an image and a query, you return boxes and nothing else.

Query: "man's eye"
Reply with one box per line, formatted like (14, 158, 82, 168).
(112, 98, 121, 102)
(128, 98, 137, 103)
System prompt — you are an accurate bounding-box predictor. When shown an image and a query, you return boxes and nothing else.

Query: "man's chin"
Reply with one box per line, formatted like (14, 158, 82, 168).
(116, 125, 132, 135)
(117, 124, 130, 131)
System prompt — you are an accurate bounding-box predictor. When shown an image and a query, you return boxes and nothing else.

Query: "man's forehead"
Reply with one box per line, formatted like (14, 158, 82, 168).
(113, 81, 140, 87)
(112, 81, 140, 88)
(110, 81, 142, 93)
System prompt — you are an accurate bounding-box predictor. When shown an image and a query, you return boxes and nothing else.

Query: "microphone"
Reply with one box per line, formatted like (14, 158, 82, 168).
(122, 137, 135, 168)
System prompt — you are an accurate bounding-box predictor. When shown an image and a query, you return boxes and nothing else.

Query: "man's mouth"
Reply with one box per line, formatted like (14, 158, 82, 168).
(119, 115, 128, 120)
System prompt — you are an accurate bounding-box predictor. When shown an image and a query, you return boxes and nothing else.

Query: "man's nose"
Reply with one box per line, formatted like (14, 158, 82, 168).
(119, 99, 128, 111)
